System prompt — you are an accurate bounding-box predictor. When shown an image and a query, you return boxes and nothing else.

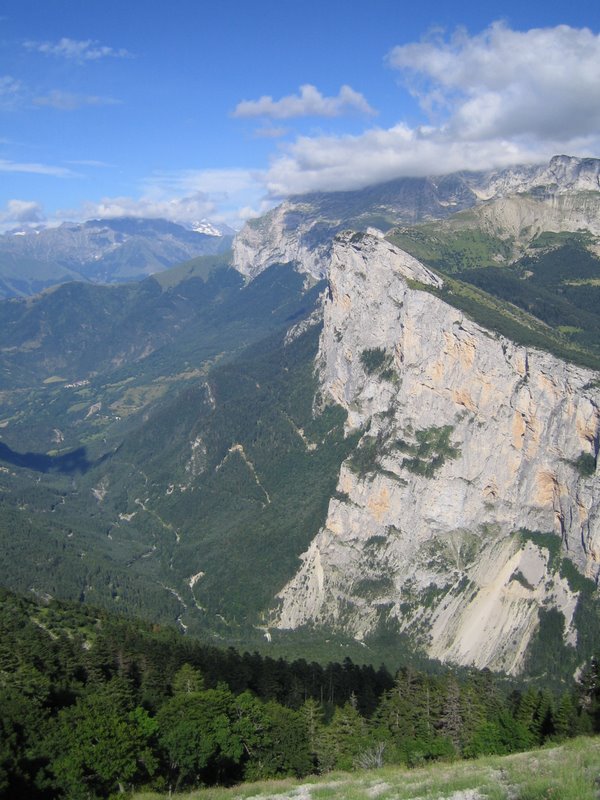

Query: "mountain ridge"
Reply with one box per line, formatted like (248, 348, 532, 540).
(232, 155, 600, 280)
(0, 216, 233, 298)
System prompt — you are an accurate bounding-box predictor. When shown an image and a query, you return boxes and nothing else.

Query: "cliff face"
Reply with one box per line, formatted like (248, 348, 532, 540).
(272, 232, 600, 674)
(231, 201, 333, 280)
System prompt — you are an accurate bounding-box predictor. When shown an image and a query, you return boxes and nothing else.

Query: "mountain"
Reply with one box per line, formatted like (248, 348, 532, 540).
(273, 231, 599, 675)
(0, 156, 599, 679)
(0, 216, 233, 298)
(232, 154, 600, 279)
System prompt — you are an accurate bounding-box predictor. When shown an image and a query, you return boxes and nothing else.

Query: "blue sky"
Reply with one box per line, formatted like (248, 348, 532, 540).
(1, 0, 599, 230)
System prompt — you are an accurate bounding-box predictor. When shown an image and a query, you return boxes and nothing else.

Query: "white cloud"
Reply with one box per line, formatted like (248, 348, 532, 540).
(253, 125, 289, 139)
(24, 37, 132, 62)
(0, 199, 44, 226)
(67, 159, 115, 168)
(0, 199, 46, 232)
(144, 167, 260, 197)
(75, 192, 216, 225)
(387, 22, 600, 141)
(261, 23, 600, 196)
(67, 168, 268, 230)
(233, 84, 376, 119)
(264, 125, 558, 196)
(0, 159, 76, 178)
(33, 90, 121, 110)
(0, 75, 23, 108)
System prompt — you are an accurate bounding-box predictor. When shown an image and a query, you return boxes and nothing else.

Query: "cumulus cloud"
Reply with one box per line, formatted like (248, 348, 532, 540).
(262, 23, 600, 196)
(24, 37, 132, 62)
(264, 125, 555, 196)
(33, 90, 121, 110)
(233, 84, 376, 119)
(388, 22, 600, 141)
(0, 200, 45, 231)
(75, 192, 216, 225)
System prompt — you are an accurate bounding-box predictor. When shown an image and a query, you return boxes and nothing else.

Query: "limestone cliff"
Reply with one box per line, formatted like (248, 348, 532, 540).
(231, 202, 333, 280)
(273, 232, 600, 674)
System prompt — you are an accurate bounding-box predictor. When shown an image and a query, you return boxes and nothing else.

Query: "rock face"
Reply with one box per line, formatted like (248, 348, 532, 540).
(273, 231, 600, 674)
(232, 155, 600, 280)
(472, 154, 600, 200)
(232, 202, 332, 280)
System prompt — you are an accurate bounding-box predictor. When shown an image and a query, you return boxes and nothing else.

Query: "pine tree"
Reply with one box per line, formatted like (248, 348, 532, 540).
(554, 692, 577, 740)
(439, 677, 463, 752)
(317, 702, 367, 772)
(299, 698, 325, 770)
(531, 690, 555, 744)
(172, 663, 205, 695)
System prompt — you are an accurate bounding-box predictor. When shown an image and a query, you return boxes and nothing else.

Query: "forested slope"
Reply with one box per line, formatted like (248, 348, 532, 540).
(1, 589, 599, 798)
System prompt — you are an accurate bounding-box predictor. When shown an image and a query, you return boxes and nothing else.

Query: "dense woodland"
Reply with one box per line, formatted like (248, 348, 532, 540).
(1, 589, 599, 799)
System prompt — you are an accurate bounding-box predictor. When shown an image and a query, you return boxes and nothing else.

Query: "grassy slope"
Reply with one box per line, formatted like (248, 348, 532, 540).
(389, 220, 600, 372)
(134, 736, 600, 800)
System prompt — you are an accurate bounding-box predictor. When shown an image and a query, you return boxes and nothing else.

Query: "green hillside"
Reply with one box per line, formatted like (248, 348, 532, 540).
(389, 225, 600, 370)
(0, 260, 355, 641)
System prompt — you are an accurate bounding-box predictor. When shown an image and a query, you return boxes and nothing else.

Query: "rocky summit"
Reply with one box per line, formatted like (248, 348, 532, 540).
(232, 155, 600, 280)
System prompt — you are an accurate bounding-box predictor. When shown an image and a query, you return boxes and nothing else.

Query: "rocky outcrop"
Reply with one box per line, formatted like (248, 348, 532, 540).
(471, 154, 600, 200)
(434, 191, 600, 256)
(273, 231, 600, 674)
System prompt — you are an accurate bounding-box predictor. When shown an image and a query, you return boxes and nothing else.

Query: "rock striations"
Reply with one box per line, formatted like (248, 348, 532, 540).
(270, 231, 599, 675)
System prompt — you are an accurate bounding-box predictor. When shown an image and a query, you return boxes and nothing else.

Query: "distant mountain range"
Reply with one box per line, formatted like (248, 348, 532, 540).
(0, 216, 234, 298)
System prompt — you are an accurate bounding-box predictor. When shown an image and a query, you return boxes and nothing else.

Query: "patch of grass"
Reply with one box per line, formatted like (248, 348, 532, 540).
(387, 224, 512, 273)
(151, 251, 232, 290)
(530, 229, 596, 249)
(511, 570, 535, 591)
(347, 435, 381, 478)
(360, 347, 386, 373)
(353, 576, 394, 599)
(357, 348, 398, 383)
(559, 556, 597, 594)
(138, 737, 600, 800)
